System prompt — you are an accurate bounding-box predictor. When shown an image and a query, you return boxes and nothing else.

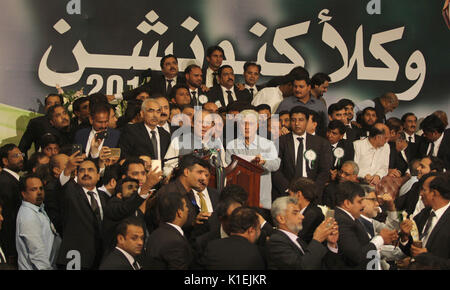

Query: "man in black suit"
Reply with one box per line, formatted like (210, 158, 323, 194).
(326, 120, 354, 175)
(203, 46, 224, 88)
(399, 173, 450, 269)
(144, 191, 194, 270)
(265, 196, 339, 270)
(355, 107, 378, 139)
(288, 178, 324, 244)
(201, 207, 265, 270)
(19, 94, 62, 158)
(206, 65, 252, 108)
(272, 106, 332, 201)
(99, 217, 145, 270)
(185, 64, 208, 106)
(46, 104, 76, 148)
(71, 96, 91, 132)
(237, 62, 264, 98)
(154, 95, 178, 135)
(401, 112, 424, 160)
(396, 157, 445, 216)
(119, 98, 170, 161)
(0, 144, 24, 264)
(74, 102, 120, 159)
(419, 114, 450, 170)
(337, 98, 359, 142)
(57, 157, 109, 270)
(334, 181, 397, 269)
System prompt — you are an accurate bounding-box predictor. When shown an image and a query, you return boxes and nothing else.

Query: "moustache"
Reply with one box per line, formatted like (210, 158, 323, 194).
(161, 113, 168, 117)
(81, 175, 92, 180)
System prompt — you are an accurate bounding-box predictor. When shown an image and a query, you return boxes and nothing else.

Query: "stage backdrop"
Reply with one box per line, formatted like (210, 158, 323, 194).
(0, 0, 449, 146)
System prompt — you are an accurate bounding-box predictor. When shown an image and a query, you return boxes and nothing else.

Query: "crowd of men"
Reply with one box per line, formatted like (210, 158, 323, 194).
(0, 45, 449, 270)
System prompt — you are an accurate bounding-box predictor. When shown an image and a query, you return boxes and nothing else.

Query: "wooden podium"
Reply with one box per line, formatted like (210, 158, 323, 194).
(224, 155, 265, 207)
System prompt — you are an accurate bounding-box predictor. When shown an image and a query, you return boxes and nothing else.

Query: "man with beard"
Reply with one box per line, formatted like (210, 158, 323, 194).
(355, 107, 378, 139)
(322, 161, 360, 208)
(310, 73, 331, 107)
(0, 144, 25, 264)
(265, 196, 340, 270)
(16, 174, 61, 270)
(185, 64, 208, 106)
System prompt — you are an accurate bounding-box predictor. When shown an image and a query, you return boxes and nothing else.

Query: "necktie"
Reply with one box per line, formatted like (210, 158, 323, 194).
(249, 88, 254, 96)
(420, 211, 436, 242)
(166, 79, 173, 95)
(226, 90, 234, 105)
(428, 142, 435, 157)
(150, 130, 158, 159)
(296, 237, 305, 254)
(0, 247, 6, 263)
(359, 218, 375, 238)
(197, 191, 208, 212)
(191, 91, 198, 105)
(212, 72, 218, 86)
(87, 191, 101, 225)
(408, 136, 413, 143)
(295, 137, 304, 178)
(132, 260, 141, 270)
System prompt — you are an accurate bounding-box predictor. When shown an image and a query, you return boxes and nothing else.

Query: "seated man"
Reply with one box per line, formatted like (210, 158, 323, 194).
(353, 123, 390, 185)
(265, 196, 339, 270)
(143, 192, 194, 270)
(201, 207, 265, 270)
(322, 160, 360, 208)
(334, 181, 397, 269)
(99, 217, 145, 270)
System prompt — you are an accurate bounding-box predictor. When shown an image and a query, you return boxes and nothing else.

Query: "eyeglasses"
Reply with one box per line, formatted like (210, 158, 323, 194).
(10, 153, 25, 158)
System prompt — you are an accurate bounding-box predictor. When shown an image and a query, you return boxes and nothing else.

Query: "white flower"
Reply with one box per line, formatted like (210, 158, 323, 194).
(115, 105, 122, 118)
(304, 149, 317, 161)
(333, 147, 345, 159)
(68, 104, 73, 112)
(199, 94, 208, 104)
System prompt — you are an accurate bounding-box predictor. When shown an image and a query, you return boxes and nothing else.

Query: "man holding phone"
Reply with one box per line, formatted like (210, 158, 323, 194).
(74, 102, 120, 159)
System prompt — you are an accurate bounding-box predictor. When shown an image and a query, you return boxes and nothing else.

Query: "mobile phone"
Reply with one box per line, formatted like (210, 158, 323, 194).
(95, 131, 108, 140)
(325, 209, 335, 227)
(71, 144, 83, 155)
(110, 148, 121, 158)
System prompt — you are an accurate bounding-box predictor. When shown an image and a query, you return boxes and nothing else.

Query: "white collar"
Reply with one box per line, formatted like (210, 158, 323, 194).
(2, 168, 20, 181)
(144, 124, 158, 134)
(115, 246, 136, 266)
(337, 206, 356, 221)
(279, 229, 301, 243)
(360, 214, 373, 223)
(167, 222, 184, 236)
(82, 187, 98, 196)
(221, 85, 235, 94)
(434, 132, 444, 146)
(293, 132, 307, 140)
(433, 201, 450, 222)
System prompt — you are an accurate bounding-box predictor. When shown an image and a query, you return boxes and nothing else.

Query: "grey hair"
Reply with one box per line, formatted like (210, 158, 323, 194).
(271, 196, 298, 227)
(342, 160, 359, 175)
(141, 98, 161, 112)
(360, 184, 376, 197)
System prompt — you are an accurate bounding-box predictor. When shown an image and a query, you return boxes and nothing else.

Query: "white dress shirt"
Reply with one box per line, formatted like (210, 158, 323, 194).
(85, 128, 106, 158)
(215, 86, 237, 108)
(193, 188, 214, 213)
(205, 67, 217, 88)
(81, 187, 104, 220)
(144, 124, 161, 160)
(293, 132, 307, 178)
(427, 133, 444, 157)
(405, 132, 416, 143)
(158, 122, 171, 134)
(422, 202, 450, 247)
(353, 138, 390, 178)
(251, 86, 284, 113)
(245, 84, 258, 97)
(115, 246, 140, 269)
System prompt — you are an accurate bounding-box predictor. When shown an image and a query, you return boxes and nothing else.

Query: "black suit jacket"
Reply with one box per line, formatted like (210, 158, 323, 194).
(119, 123, 170, 161)
(298, 204, 325, 244)
(99, 248, 135, 270)
(206, 85, 252, 107)
(395, 181, 421, 215)
(400, 206, 450, 269)
(143, 222, 194, 270)
(18, 115, 52, 157)
(122, 73, 185, 100)
(201, 235, 265, 270)
(272, 133, 332, 201)
(57, 180, 109, 269)
(334, 207, 377, 269)
(388, 142, 409, 175)
(74, 127, 121, 155)
(0, 171, 21, 261)
(331, 139, 354, 169)
(265, 230, 329, 270)
(419, 129, 450, 170)
(344, 125, 359, 142)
